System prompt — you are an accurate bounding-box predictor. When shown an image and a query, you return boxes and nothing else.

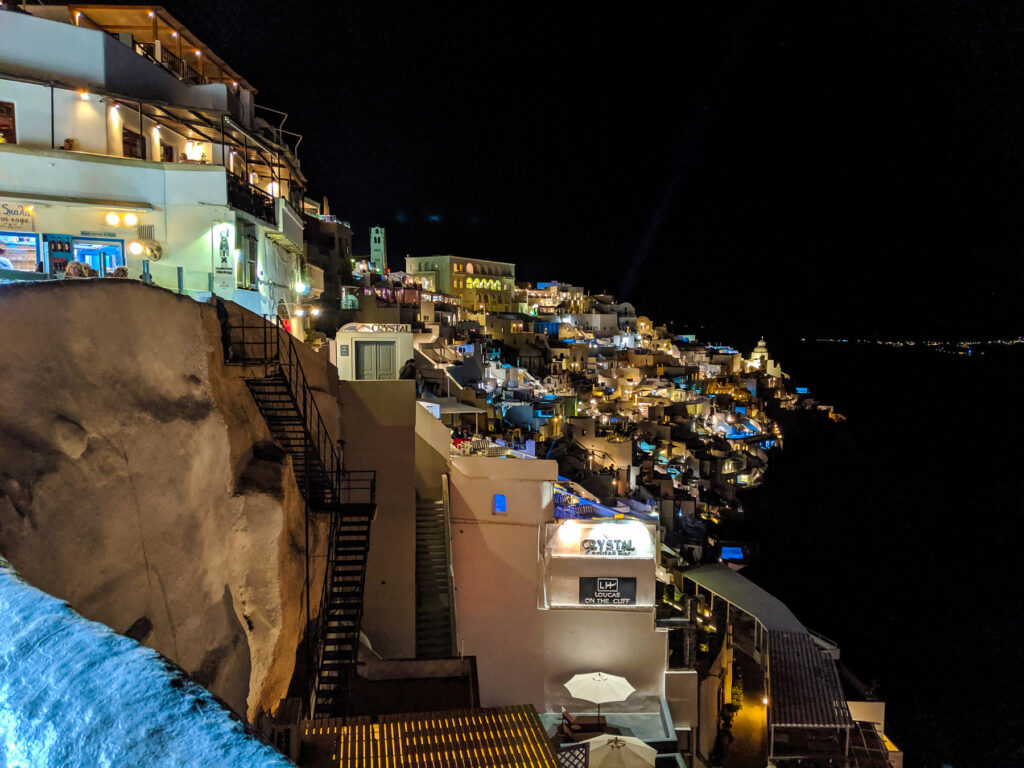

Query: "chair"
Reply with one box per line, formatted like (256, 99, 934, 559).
(561, 706, 606, 732)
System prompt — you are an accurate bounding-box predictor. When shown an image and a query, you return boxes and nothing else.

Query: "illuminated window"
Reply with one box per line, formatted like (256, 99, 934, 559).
(492, 494, 507, 515)
(0, 101, 16, 144)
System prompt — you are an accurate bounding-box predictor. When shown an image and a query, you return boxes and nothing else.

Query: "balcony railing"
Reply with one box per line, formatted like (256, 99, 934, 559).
(227, 174, 276, 226)
(159, 46, 209, 85)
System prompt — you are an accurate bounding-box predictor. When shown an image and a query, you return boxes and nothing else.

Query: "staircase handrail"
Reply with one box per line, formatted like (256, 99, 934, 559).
(308, 469, 376, 718)
(274, 326, 343, 501)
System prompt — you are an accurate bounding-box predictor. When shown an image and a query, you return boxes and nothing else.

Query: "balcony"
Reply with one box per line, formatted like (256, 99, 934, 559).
(227, 174, 276, 226)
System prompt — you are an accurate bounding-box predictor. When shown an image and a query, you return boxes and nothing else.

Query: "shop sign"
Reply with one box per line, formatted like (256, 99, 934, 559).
(338, 344, 350, 356)
(212, 222, 236, 294)
(581, 538, 636, 556)
(0, 201, 34, 231)
(340, 322, 410, 333)
(80, 230, 118, 238)
(551, 521, 655, 559)
(579, 577, 636, 606)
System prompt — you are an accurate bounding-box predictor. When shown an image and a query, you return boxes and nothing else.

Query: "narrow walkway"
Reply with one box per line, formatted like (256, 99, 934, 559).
(723, 651, 767, 768)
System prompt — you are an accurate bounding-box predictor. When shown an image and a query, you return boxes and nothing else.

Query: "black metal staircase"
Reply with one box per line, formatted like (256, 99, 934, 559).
(221, 307, 375, 718)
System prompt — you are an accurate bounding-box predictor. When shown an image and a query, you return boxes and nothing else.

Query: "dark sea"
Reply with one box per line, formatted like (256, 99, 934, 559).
(736, 339, 1024, 768)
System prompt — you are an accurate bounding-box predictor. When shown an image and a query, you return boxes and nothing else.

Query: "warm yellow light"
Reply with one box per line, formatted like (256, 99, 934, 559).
(194, 49, 201, 57)
(311, 308, 322, 317)
(762, 696, 769, 706)
(147, 10, 154, 17)
(295, 309, 306, 317)
(557, 520, 581, 546)
(171, 30, 178, 37)
(123, 213, 139, 227)
(105, 212, 120, 226)
(79, 91, 89, 101)
(128, 241, 144, 256)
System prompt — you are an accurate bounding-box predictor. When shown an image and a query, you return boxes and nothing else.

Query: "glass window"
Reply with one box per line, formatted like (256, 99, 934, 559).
(0, 232, 39, 271)
(0, 101, 15, 144)
(122, 127, 147, 160)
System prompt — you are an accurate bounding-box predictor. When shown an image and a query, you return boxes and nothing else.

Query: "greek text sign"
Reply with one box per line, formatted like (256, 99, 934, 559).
(579, 577, 636, 605)
(0, 201, 34, 231)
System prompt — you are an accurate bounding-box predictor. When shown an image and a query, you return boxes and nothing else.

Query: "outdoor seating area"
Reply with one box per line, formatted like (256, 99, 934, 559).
(560, 706, 607, 742)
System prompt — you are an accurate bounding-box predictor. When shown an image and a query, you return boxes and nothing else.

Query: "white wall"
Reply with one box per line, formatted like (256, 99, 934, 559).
(337, 381, 418, 660)
(448, 456, 556, 708)
(334, 330, 414, 381)
(1, 12, 232, 113)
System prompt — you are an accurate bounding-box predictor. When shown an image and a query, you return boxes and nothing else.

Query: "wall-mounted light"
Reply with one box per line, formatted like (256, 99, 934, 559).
(171, 30, 178, 38)
(311, 308, 322, 317)
(147, 10, 154, 18)
(295, 281, 309, 294)
(79, 91, 89, 101)
(105, 212, 120, 226)
(194, 50, 201, 57)
(232, 81, 238, 88)
(128, 241, 144, 256)
(124, 213, 139, 227)
(294, 308, 306, 317)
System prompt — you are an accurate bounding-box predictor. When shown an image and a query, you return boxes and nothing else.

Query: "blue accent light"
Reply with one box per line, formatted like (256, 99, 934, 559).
(721, 546, 744, 561)
(492, 494, 507, 515)
(796, 387, 808, 394)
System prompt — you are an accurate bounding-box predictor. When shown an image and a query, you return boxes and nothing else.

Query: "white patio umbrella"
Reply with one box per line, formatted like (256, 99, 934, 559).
(584, 734, 656, 768)
(564, 671, 635, 719)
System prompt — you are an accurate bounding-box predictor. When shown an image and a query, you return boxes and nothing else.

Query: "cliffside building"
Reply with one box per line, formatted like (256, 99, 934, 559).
(0, 5, 311, 332)
(405, 254, 517, 312)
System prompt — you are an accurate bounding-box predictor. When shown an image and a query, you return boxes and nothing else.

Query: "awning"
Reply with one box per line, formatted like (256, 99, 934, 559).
(439, 403, 485, 415)
(0, 191, 153, 210)
(769, 631, 854, 729)
(683, 564, 804, 632)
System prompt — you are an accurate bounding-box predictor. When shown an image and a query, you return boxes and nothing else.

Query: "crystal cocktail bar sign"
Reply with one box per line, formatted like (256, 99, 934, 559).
(548, 521, 656, 558)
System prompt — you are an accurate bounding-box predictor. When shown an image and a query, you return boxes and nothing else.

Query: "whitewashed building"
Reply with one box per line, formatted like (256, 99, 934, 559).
(0, 5, 311, 333)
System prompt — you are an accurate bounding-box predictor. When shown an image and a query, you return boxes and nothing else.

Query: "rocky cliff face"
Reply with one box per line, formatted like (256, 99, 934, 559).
(0, 280, 309, 722)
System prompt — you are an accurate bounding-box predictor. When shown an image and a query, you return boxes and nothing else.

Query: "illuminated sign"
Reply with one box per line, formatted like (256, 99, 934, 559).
(581, 538, 635, 556)
(211, 222, 236, 295)
(340, 322, 410, 333)
(551, 521, 655, 558)
(0, 201, 33, 231)
(579, 577, 636, 605)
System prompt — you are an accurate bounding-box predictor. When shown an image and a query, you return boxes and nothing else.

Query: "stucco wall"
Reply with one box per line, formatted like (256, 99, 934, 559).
(448, 456, 556, 707)
(337, 380, 417, 659)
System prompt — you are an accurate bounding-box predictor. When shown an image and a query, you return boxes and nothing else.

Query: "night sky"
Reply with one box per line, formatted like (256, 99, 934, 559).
(159, 0, 1021, 339)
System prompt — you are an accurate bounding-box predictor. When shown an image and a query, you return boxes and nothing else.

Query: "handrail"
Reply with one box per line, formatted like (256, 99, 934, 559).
(224, 310, 376, 717)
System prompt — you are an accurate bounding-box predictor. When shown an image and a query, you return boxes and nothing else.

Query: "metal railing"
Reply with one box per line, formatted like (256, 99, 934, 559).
(224, 310, 376, 717)
(227, 174, 276, 226)
(309, 469, 376, 716)
(228, 314, 341, 501)
(159, 46, 209, 85)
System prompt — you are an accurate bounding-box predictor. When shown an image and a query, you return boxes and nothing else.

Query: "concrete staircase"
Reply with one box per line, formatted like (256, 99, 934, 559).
(415, 498, 455, 658)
